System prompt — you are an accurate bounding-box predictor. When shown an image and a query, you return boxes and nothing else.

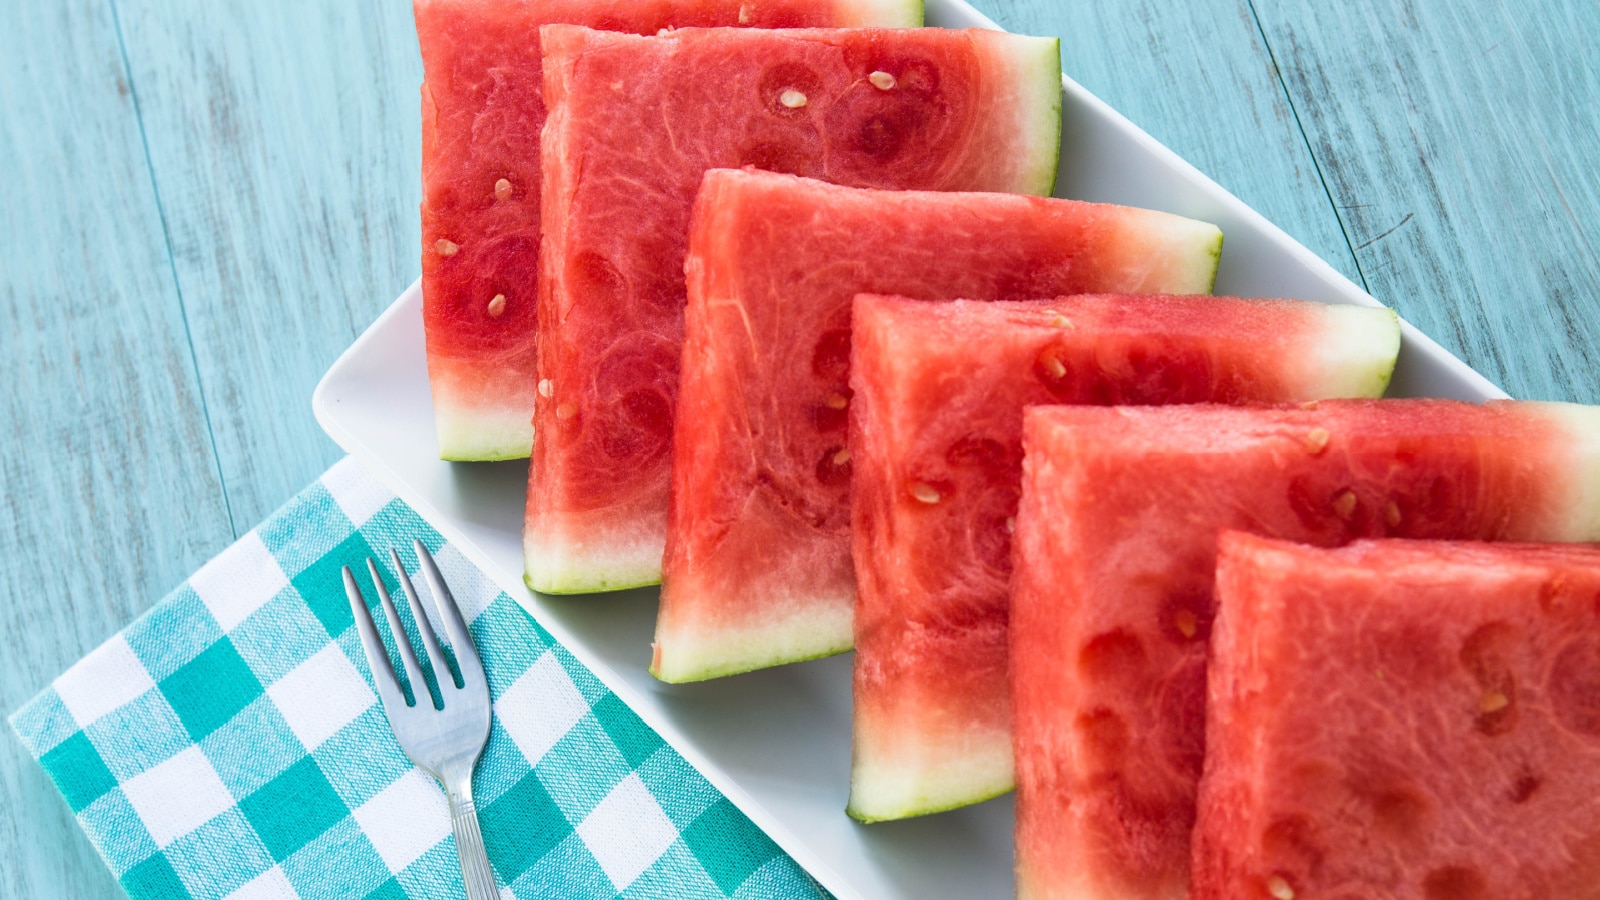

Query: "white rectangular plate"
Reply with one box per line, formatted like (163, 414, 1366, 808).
(314, 2, 1504, 897)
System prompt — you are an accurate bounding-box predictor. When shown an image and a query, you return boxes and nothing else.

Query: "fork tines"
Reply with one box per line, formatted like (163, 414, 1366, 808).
(342, 540, 488, 713)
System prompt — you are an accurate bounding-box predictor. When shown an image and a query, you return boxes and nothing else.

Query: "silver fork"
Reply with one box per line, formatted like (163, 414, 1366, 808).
(343, 540, 497, 900)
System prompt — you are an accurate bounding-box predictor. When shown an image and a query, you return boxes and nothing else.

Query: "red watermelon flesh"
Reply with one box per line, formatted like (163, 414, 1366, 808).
(1011, 400, 1600, 900)
(1197, 533, 1600, 900)
(846, 293, 1399, 822)
(528, 26, 1064, 594)
(654, 169, 1225, 684)
(415, 0, 920, 461)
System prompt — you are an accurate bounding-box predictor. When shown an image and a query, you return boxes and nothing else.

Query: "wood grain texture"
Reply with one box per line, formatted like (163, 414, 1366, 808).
(0, 1, 232, 897)
(974, 0, 1362, 285)
(1253, 0, 1600, 402)
(111, 0, 424, 529)
(4, 0, 1599, 896)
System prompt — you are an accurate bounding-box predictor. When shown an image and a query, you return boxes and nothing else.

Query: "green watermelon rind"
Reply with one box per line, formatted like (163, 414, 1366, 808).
(651, 640, 851, 684)
(437, 414, 534, 462)
(523, 570, 660, 596)
(847, 785, 1013, 824)
(846, 0, 925, 27)
(1012, 36, 1063, 198)
(1530, 401, 1600, 540)
(846, 768, 1013, 823)
(524, 524, 665, 594)
(650, 604, 854, 683)
(1203, 231, 1223, 293)
(1306, 305, 1401, 399)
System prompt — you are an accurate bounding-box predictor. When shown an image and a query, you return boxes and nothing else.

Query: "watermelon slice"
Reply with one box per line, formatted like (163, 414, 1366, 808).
(845, 293, 1400, 823)
(1197, 533, 1600, 900)
(1010, 400, 1600, 900)
(527, 26, 1064, 594)
(415, 0, 921, 460)
(652, 170, 1224, 684)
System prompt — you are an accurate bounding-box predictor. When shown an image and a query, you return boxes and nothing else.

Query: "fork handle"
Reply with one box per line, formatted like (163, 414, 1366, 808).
(448, 790, 500, 900)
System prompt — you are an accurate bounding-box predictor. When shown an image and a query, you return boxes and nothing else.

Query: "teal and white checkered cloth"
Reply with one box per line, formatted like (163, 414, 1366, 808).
(9, 457, 830, 900)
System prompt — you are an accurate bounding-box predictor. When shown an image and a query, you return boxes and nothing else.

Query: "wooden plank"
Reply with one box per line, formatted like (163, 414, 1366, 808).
(1252, 0, 1600, 402)
(0, 2, 233, 898)
(111, 0, 424, 528)
(974, 0, 1362, 285)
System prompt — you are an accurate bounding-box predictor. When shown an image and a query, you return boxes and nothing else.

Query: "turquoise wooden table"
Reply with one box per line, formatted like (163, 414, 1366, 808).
(2, 0, 1596, 895)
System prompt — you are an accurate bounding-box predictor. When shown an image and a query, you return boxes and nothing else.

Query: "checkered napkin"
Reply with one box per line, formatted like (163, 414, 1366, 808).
(9, 457, 830, 900)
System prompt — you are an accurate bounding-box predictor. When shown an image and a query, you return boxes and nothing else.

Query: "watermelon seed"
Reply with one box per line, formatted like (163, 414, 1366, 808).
(1299, 400, 1319, 410)
(868, 70, 896, 91)
(1480, 691, 1510, 714)
(1267, 875, 1296, 900)
(1050, 314, 1074, 329)
(487, 294, 507, 318)
(494, 178, 513, 202)
(832, 449, 851, 466)
(1174, 609, 1198, 640)
(435, 239, 459, 257)
(738, 3, 751, 23)
(1005, 516, 1016, 534)
(1041, 352, 1067, 380)
(1384, 500, 1403, 528)
(909, 482, 941, 504)
(1332, 489, 1358, 519)
(825, 393, 849, 410)
(1304, 428, 1330, 453)
(780, 89, 808, 109)
(556, 403, 577, 420)
(538, 379, 554, 399)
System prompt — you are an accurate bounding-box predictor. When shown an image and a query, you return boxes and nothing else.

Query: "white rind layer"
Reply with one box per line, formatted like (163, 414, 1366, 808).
(847, 729, 1012, 822)
(1532, 401, 1600, 541)
(434, 405, 532, 462)
(651, 598, 853, 683)
(523, 525, 663, 595)
(1002, 34, 1063, 197)
(1122, 211, 1225, 294)
(1301, 304, 1402, 399)
(837, 0, 925, 27)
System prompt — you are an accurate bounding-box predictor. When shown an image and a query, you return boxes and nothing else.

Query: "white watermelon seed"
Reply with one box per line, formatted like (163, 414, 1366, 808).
(780, 89, 808, 109)
(538, 379, 554, 398)
(657, 28, 670, 36)
(910, 482, 941, 504)
(1051, 314, 1074, 329)
(494, 178, 513, 201)
(1480, 691, 1510, 713)
(738, 3, 751, 24)
(1042, 353, 1067, 379)
(1267, 876, 1295, 900)
(487, 294, 507, 318)
(1332, 490, 1358, 519)
(1005, 516, 1016, 533)
(556, 402, 577, 420)
(1304, 428, 1330, 453)
(869, 70, 896, 90)
(435, 239, 460, 257)
(825, 393, 849, 410)
(832, 449, 851, 466)
(1299, 400, 1319, 410)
